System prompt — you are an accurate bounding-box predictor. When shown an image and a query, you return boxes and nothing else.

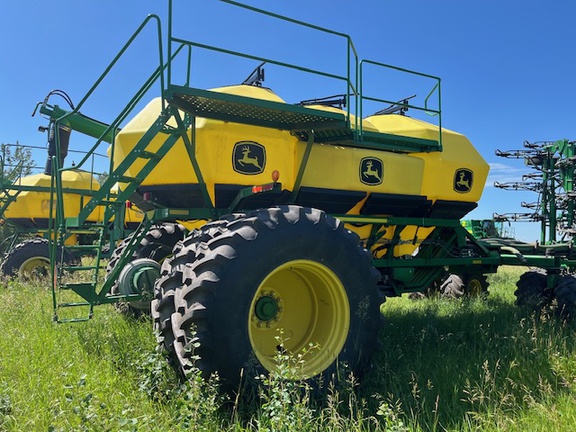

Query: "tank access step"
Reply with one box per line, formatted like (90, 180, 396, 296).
(166, 85, 440, 153)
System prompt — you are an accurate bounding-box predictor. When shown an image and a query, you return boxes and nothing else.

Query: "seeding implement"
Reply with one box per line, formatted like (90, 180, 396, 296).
(0, 141, 141, 278)
(495, 140, 576, 312)
(31, 0, 576, 388)
(0, 91, 144, 278)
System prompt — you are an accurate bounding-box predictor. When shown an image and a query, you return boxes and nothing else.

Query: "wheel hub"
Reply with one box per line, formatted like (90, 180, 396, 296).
(255, 295, 278, 322)
(118, 258, 161, 297)
(252, 290, 282, 327)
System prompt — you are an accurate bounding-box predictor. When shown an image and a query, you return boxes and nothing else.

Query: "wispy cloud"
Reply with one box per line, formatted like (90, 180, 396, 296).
(485, 162, 532, 187)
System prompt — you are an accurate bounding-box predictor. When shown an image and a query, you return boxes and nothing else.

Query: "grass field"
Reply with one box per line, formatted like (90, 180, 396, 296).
(1, 266, 576, 431)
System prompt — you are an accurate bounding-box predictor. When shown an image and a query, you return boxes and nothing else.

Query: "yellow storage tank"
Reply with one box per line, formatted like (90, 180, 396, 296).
(114, 86, 432, 217)
(4, 170, 102, 228)
(113, 85, 488, 259)
(113, 86, 298, 209)
(3, 170, 143, 229)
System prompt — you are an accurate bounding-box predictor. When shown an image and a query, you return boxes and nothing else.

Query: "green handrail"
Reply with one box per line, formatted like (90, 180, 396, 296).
(167, 0, 359, 127)
(45, 14, 165, 183)
(359, 59, 442, 151)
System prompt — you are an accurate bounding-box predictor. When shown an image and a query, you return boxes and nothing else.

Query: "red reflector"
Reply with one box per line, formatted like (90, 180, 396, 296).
(252, 184, 274, 194)
(125, 201, 132, 209)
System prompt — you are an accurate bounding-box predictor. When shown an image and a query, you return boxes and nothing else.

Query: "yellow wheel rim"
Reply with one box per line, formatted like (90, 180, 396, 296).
(468, 278, 483, 296)
(19, 257, 50, 278)
(248, 259, 350, 379)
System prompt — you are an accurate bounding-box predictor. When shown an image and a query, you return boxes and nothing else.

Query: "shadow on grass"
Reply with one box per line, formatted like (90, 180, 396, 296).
(361, 295, 576, 430)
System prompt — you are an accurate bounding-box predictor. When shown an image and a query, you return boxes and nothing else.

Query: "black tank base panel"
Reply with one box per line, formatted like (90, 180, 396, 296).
(429, 200, 478, 219)
(360, 193, 432, 217)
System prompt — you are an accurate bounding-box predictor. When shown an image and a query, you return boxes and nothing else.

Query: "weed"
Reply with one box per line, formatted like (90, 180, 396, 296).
(255, 332, 315, 432)
(375, 400, 409, 432)
(134, 346, 180, 402)
(48, 374, 153, 431)
(0, 383, 14, 430)
(167, 333, 225, 430)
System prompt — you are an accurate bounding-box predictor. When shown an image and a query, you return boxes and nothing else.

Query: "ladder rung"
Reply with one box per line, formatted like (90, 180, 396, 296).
(66, 229, 103, 235)
(138, 151, 161, 160)
(60, 282, 94, 291)
(65, 244, 101, 251)
(65, 221, 106, 229)
(55, 317, 91, 323)
(116, 175, 141, 183)
(58, 301, 91, 307)
(62, 265, 100, 271)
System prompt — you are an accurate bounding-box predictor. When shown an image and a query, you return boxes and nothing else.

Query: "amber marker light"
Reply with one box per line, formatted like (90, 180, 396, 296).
(272, 170, 280, 182)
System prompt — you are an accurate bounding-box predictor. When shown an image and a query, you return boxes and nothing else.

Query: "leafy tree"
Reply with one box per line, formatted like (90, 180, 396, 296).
(0, 142, 36, 255)
(96, 171, 109, 185)
(1, 142, 34, 182)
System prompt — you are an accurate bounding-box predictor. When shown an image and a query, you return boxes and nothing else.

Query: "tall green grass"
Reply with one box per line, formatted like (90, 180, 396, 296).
(1, 266, 576, 431)
(373, 266, 576, 431)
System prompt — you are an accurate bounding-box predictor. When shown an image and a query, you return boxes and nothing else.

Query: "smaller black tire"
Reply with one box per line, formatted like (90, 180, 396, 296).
(107, 222, 185, 317)
(441, 273, 489, 298)
(554, 275, 576, 319)
(0, 237, 72, 279)
(409, 271, 448, 300)
(514, 269, 551, 309)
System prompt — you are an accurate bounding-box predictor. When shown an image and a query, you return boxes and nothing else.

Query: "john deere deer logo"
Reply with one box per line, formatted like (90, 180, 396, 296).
(454, 168, 473, 193)
(360, 157, 383, 186)
(233, 141, 266, 175)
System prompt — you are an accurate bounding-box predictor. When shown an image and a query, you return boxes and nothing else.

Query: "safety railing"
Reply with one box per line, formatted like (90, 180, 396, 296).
(167, 0, 360, 130)
(37, 14, 166, 184)
(0, 143, 108, 189)
(359, 59, 442, 150)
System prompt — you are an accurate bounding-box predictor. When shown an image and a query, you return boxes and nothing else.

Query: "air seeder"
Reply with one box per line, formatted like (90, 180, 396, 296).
(37, 0, 576, 389)
(0, 92, 144, 278)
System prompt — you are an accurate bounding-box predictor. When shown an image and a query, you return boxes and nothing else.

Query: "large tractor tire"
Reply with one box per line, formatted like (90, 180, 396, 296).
(441, 273, 489, 298)
(152, 206, 382, 390)
(106, 222, 185, 317)
(0, 237, 71, 278)
(514, 269, 552, 309)
(152, 216, 243, 367)
(554, 275, 576, 319)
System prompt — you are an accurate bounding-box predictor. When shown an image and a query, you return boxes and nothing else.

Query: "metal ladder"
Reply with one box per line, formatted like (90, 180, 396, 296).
(50, 105, 181, 322)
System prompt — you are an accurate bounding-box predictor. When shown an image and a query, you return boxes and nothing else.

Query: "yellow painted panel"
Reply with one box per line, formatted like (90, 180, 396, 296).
(366, 114, 489, 204)
(298, 143, 424, 196)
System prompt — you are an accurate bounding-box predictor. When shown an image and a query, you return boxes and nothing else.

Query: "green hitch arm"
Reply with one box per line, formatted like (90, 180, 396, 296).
(35, 103, 119, 144)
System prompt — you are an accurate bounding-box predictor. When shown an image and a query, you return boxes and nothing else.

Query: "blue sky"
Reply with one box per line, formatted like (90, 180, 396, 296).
(1, 0, 575, 241)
